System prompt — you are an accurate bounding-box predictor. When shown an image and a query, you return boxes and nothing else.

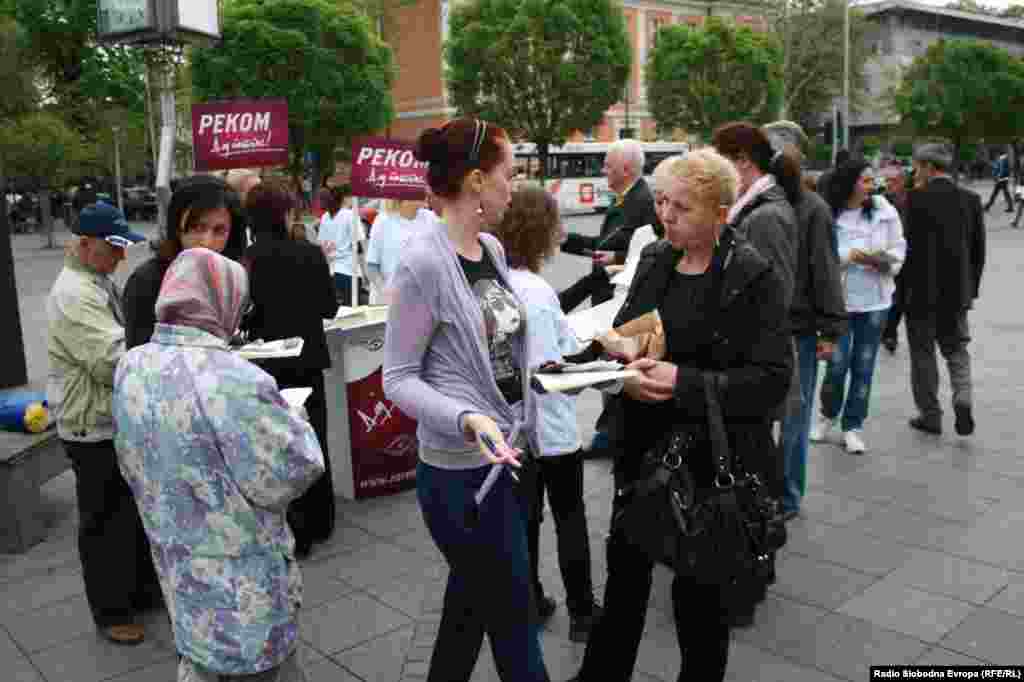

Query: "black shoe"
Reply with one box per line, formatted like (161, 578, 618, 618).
(954, 404, 975, 436)
(294, 539, 313, 559)
(882, 336, 898, 354)
(781, 509, 800, 523)
(569, 602, 604, 643)
(1007, 208, 1016, 213)
(537, 595, 557, 624)
(909, 416, 942, 435)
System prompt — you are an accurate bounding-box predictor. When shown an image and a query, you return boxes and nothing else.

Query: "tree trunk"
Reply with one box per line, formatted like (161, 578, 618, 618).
(40, 183, 54, 249)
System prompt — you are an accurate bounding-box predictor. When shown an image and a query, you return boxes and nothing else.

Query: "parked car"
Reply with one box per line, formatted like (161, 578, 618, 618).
(122, 186, 158, 221)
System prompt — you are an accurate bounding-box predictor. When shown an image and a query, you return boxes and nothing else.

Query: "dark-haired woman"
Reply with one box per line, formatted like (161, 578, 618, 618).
(811, 160, 905, 454)
(383, 118, 548, 681)
(243, 180, 339, 556)
(491, 186, 602, 643)
(712, 122, 800, 309)
(123, 175, 246, 350)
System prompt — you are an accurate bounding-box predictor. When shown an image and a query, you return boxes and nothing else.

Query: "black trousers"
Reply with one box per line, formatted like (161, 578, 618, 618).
(269, 368, 336, 547)
(576, 501, 730, 682)
(985, 179, 1014, 211)
(883, 273, 905, 342)
(63, 440, 162, 628)
(526, 450, 595, 617)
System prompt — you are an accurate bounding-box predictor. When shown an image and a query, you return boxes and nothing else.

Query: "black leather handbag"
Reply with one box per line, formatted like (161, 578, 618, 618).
(612, 371, 787, 620)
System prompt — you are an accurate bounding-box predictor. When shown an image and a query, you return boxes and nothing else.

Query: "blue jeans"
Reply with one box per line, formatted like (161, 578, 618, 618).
(819, 309, 889, 432)
(416, 462, 549, 682)
(781, 335, 820, 514)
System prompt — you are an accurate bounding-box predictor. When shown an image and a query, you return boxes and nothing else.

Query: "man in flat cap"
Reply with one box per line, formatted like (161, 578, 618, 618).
(904, 143, 985, 437)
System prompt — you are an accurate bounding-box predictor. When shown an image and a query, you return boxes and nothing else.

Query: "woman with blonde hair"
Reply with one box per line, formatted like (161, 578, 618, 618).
(366, 198, 429, 303)
(568, 149, 792, 682)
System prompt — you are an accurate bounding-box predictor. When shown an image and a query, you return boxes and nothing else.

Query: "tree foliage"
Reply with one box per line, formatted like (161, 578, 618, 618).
(445, 0, 631, 179)
(766, 0, 871, 131)
(0, 16, 39, 120)
(645, 17, 782, 140)
(892, 39, 1024, 165)
(190, 0, 395, 185)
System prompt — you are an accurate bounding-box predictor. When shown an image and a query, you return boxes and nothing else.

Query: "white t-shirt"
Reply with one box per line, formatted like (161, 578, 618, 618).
(835, 195, 906, 313)
(317, 208, 358, 276)
(367, 211, 434, 283)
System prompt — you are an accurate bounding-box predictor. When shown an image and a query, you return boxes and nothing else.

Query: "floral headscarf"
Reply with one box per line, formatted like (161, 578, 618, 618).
(156, 247, 248, 340)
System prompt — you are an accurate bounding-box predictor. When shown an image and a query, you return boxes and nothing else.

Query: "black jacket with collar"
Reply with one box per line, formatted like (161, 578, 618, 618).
(603, 228, 792, 489)
(789, 189, 847, 340)
(904, 177, 986, 314)
(730, 184, 797, 313)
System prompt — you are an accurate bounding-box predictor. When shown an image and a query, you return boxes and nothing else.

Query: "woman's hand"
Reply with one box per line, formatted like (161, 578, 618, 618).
(461, 413, 522, 468)
(623, 358, 676, 403)
(817, 339, 836, 361)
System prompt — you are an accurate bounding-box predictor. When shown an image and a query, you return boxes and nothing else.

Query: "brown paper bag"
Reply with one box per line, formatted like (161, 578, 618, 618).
(596, 310, 665, 362)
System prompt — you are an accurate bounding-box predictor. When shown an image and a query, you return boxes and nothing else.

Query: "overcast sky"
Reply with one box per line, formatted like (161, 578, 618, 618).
(915, 0, 1018, 9)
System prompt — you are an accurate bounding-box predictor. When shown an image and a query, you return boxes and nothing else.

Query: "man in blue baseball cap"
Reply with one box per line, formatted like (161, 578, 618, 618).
(47, 200, 159, 646)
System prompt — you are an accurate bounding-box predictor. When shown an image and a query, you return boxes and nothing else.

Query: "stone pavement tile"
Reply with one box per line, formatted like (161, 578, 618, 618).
(297, 558, 358, 609)
(781, 521, 917, 576)
(634, 621, 681, 681)
(343, 494, 425, 538)
(332, 625, 413, 682)
(0, 563, 84, 616)
(775, 611, 929, 682)
(306, 659, 362, 682)
(468, 647, 499, 682)
(851, 504, 971, 550)
(725, 640, 846, 682)
(363, 572, 447, 620)
(300, 592, 411, 656)
(914, 646, 991, 666)
(985, 575, 1024, 618)
(326, 542, 441, 590)
(3, 594, 95, 653)
(926, 521, 1024, 572)
(0, 628, 45, 682)
(0, 521, 79, 586)
(538, 629, 585, 682)
(732, 594, 830, 654)
(822, 470, 937, 509)
(798, 490, 870, 526)
(105, 657, 179, 681)
(940, 607, 1024, 664)
(306, 523, 378, 561)
(769, 553, 878, 610)
(389, 528, 445, 563)
(882, 548, 1009, 604)
(837, 579, 977, 642)
(29, 631, 176, 682)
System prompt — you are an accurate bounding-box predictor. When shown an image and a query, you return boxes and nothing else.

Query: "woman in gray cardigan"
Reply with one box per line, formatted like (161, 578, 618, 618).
(383, 118, 547, 682)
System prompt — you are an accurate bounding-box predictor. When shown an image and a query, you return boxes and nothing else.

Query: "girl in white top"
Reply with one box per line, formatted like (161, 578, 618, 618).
(813, 160, 906, 454)
(366, 199, 432, 303)
(317, 188, 361, 303)
(491, 185, 602, 643)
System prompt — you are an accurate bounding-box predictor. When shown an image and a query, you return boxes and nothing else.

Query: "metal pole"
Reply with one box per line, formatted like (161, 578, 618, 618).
(843, 0, 850, 152)
(155, 54, 176, 236)
(113, 126, 124, 213)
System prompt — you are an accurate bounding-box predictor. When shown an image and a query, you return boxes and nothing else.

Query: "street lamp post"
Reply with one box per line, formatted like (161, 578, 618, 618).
(113, 125, 123, 213)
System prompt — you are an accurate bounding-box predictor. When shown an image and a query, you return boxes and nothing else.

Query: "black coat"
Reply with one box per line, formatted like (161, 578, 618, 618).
(123, 257, 170, 350)
(243, 237, 338, 371)
(561, 178, 661, 305)
(731, 185, 797, 312)
(605, 229, 792, 491)
(789, 189, 847, 340)
(904, 177, 986, 315)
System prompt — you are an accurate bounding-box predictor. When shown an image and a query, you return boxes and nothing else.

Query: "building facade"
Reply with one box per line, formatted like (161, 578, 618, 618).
(382, 0, 767, 143)
(853, 0, 1024, 135)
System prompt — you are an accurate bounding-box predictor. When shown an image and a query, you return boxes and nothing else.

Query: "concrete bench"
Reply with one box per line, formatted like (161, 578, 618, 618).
(0, 426, 69, 554)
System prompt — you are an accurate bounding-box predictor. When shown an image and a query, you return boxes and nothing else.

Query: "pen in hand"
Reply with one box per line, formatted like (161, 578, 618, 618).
(479, 432, 520, 482)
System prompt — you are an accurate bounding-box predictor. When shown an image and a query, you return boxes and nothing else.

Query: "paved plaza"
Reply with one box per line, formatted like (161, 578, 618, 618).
(4, 182, 1024, 681)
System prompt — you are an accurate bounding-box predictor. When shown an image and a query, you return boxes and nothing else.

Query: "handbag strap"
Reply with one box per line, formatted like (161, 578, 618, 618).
(703, 371, 733, 486)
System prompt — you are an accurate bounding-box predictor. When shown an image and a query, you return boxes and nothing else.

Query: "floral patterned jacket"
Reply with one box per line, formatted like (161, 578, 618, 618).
(113, 323, 325, 674)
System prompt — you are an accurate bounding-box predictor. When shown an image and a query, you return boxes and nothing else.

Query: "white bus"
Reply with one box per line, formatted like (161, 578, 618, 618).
(511, 141, 690, 215)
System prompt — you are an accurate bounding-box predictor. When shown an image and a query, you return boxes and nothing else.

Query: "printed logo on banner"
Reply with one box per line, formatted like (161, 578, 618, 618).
(346, 367, 419, 499)
(192, 99, 289, 171)
(350, 137, 428, 200)
(366, 337, 384, 352)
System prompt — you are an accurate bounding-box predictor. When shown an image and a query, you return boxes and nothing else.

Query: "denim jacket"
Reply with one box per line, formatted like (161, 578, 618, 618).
(113, 324, 325, 674)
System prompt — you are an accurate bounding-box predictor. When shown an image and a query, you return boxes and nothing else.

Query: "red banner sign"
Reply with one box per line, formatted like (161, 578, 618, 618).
(347, 367, 419, 499)
(349, 136, 427, 200)
(192, 98, 289, 171)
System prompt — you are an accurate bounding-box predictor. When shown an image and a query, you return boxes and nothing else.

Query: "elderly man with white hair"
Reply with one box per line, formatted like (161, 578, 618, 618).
(560, 138, 660, 311)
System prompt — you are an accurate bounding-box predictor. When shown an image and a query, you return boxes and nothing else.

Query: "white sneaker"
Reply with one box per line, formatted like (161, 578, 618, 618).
(844, 430, 866, 454)
(810, 415, 836, 442)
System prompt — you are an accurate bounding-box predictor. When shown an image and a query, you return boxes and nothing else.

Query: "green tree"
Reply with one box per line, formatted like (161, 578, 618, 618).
(769, 0, 872, 132)
(645, 17, 782, 141)
(0, 16, 39, 119)
(190, 0, 395, 189)
(445, 0, 630, 182)
(891, 39, 1024, 179)
(0, 111, 88, 246)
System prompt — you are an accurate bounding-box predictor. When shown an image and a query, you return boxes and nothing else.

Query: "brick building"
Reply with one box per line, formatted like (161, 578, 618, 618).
(381, 0, 767, 143)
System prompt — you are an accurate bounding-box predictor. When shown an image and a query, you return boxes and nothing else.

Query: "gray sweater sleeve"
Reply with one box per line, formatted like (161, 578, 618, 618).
(803, 194, 848, 341)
